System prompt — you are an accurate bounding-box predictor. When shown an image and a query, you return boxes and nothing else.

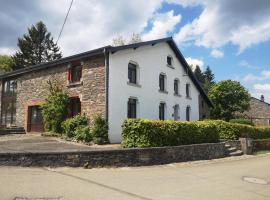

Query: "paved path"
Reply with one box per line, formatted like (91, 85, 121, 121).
(0, 134, 120, 153)
(0, 154, 270, 200)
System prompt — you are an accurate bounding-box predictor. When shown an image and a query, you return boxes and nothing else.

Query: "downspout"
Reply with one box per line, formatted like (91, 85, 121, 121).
(104, 48, 110, 123)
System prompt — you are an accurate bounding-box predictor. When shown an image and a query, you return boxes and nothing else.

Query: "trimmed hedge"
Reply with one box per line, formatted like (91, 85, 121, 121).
(229, 118, 254, 126)
(122, 119, 219, 148)
(122, 119, 270, 148)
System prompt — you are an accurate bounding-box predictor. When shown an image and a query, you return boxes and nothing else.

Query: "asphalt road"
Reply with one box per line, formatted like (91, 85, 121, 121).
(0, 155, 270, 200)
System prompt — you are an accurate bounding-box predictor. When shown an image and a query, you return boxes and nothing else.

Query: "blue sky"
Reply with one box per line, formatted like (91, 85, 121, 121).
(0, 0, 270, 100)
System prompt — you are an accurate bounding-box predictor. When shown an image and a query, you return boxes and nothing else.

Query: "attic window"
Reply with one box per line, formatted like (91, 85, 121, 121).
(68, 60, 82, 83)
(167, 56, 173, 66)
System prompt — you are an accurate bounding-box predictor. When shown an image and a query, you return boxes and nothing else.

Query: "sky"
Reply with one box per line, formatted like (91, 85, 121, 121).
(1, 0, 270, 101)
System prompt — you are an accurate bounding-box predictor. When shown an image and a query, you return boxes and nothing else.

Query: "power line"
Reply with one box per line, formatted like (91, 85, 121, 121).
(56, 0, 74, 43)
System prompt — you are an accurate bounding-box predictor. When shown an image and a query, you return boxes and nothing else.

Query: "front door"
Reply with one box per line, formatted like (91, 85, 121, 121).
(28, 106, 44, 132)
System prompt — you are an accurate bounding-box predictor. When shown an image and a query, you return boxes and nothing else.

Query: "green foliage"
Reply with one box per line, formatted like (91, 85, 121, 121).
(62, 114, 88, 138)
(41, 80, 69, 133)
(209, 80, 250, 121)
(121, 119, 219, 148)
(91, 114, 109, 144)
(229, 118, 254, 126)
(12, 21, 62, 69)
(74, 125, 92, 142)
(0, 55, 13, 73)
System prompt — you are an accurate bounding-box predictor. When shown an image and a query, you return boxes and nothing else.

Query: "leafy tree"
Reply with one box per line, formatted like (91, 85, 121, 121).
(41, 79, 69, 133)
(208, 80, 250, 121)
(12, 21, 62, 69)
(194, 65, 205, 85)
(112, 33, 142, 46)
(0, 55, 13, 73)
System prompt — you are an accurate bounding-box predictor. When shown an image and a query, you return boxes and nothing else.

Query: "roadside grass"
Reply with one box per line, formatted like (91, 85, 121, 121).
(254, 150, 270, 155)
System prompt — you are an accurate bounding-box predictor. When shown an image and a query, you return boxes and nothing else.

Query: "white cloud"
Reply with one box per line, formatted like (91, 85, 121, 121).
(185, 57, 204, 70)
(142, 11, 181, 41)
(174, 0, 270, 54)
(243, 70, 270, 82)
(254, 83, 270, 91)
(210, 49, 223, 58)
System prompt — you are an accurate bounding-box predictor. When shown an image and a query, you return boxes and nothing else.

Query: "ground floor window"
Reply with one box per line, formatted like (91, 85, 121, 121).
(127, 98, 137, 118)
(69, 97, 81, 117)
(186, 106, 191, 121)
(1, 98, 16, 125)
(159, 102, 165, 120)
(173, 104, 180, 121)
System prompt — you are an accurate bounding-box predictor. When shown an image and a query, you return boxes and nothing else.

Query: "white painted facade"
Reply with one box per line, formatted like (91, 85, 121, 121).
(108, 42, 200, 143)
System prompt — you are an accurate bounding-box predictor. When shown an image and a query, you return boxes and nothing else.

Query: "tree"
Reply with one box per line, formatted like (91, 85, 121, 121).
(208, 80, 250, 121)
(203, 66, 215, 94)
(12, 21, 62, 69)
(41, 79, 69, 133)
(0, 55, 13, 73)
(194, 65, 205, 86)
(112, 33, 142, 46)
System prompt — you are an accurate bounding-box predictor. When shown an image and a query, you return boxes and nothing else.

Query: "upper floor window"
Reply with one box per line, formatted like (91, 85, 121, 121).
(159, 73, 166, 92)
(3, 79, 17, 96)
(68, 61, 82, 83)
(186, 83, 191, 98)
(128, 63, 137, 84)
(174, 79, 179, 95)
(186, 106, 191, 121)
(159, 102, 166, 120)
(167, 56, 173, 66)
(127, 98, 137, 118)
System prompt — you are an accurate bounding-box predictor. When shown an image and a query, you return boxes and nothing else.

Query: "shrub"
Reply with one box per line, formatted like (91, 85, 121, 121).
(41, 80, 69, 133)
(229, 118, 254, 126)
(62, 114, 88, 138)
(74, 125, 92, 142)
(121, 119, 219, 148)
(91, 114, 109, 144)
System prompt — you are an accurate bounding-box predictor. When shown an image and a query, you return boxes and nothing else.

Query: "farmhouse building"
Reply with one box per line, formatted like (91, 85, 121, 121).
(0, 37, 212, 143)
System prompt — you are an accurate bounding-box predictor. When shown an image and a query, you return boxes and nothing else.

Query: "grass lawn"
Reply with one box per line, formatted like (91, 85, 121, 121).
(255, 150, 270, 155)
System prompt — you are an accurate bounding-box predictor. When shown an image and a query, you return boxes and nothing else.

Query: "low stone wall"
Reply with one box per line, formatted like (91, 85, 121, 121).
(0, 142, 226, 168)
(254, 139, 270, 151)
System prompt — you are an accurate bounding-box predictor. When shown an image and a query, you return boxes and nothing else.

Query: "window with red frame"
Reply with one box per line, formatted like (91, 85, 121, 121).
(68, 60, 82, 83)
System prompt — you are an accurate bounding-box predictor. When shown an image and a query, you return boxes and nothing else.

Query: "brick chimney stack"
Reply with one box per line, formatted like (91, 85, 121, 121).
(261, 94, 265, 102)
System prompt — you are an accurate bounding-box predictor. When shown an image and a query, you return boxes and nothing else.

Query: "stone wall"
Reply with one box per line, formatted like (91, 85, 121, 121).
(254, 139, 270, 151)
(15, 55, 106, 129)
(0, 142, 226, 167)
(242, 97, 270, 126)
(198, 94, 210, 119)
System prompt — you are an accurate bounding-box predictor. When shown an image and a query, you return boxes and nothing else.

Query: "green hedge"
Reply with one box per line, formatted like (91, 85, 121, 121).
(121, 119, 270, 148)
(229, 118, 254, 126)
(121, 119, 219, 148)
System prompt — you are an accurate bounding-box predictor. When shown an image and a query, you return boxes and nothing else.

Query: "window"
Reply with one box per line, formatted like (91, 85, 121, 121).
(174, 79, 179, 95)
(186, 83, 190, 98)
(159, 102, 166, 120)
(68, 61, 82, 83)
(173, 104, 180, 121)
(69, 97, 81, 117)
(128, 63, 137, 84)
(167, 56, 172, 66)
(186, 106, 191, 121)
(127, 98, 137, 118)
(159, 74, 166, 91)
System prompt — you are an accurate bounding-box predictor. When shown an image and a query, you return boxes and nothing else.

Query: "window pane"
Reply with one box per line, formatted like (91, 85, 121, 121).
(186, 106, 190, 121)
(128, 63, 137, 84)
(159, 103, 165, 120)
(186, 84, 190, 97)
(174, 80, 179, 94)
(159, 74, 165, 91)
(128, 98, 137, 118)
(167, 56, 172, 65)
(71, 66, 82, 82)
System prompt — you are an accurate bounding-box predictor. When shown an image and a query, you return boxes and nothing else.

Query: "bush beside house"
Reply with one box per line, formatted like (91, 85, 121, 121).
(122, 119, 270, 148)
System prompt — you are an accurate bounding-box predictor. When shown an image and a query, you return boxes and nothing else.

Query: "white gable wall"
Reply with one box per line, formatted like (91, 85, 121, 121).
(108, 43, 200, 143)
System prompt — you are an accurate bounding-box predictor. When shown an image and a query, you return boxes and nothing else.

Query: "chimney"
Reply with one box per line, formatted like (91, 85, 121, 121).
(261, 94, 265, 102)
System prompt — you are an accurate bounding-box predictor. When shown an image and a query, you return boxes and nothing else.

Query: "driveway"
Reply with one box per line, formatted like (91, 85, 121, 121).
(0, 154, 270, 200)
(0, 134, 120, 153)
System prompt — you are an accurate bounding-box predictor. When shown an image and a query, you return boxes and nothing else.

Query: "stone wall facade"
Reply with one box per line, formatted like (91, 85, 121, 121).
(198, 94, 210, 119)
(242, 97, 270, 126)
(0, 142, 226, 167)
(14, 54, 106, 130)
